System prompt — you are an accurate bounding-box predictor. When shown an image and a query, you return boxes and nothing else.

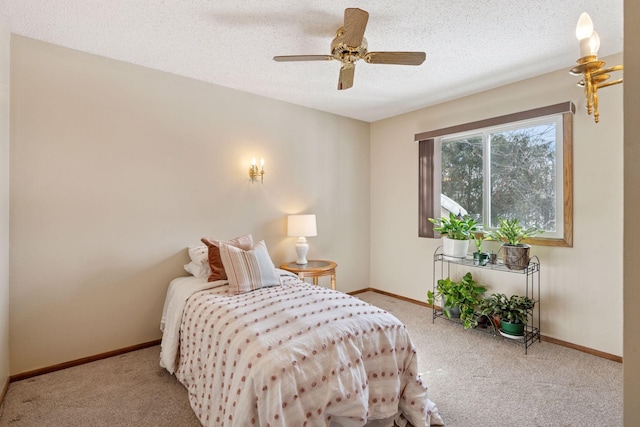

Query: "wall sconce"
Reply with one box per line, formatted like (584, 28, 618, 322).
(249, 158, 265, 183)
(569, 12, 623, 124)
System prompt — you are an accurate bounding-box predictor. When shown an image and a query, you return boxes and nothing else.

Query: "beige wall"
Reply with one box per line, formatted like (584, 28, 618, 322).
(370, 53, 624, 357)
(624, 1, 640, 424)
(0, 13, 10, 390)
(9, 36, 370, 375)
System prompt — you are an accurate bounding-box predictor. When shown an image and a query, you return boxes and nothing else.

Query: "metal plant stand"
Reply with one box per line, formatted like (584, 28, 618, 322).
(432, 246, 541, 354)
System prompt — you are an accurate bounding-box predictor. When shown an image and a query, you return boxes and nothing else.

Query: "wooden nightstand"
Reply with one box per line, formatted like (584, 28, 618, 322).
(279, 260, 337, 290)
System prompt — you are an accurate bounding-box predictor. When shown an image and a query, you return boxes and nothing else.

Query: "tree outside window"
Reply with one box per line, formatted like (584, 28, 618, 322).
(441, 120, 559, 234)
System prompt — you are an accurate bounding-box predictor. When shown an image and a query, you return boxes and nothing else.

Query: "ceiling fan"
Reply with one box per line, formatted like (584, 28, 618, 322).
(273, 8, 426, 90)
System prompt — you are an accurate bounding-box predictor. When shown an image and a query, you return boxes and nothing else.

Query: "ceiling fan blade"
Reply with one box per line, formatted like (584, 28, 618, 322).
(273, 55, 334, 62)
(343, 8, 369, 47)
(365, 51, 426, 65)
(338, 63, 355, 90)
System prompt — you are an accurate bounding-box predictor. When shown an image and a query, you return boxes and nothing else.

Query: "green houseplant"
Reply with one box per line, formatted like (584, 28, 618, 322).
(485, 218, 543, 270)
(480, 293, 535, 336)
(428, 213, 479, 260)
(472, 231, 490, 266)
(427, 272, 487, 329)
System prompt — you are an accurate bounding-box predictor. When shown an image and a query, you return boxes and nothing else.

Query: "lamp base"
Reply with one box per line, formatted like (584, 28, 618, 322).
(295, 237, 309, 265)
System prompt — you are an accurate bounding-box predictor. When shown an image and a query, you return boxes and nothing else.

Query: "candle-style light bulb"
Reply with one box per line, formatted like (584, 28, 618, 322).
(589, 31, 600, 56)
(576, 12, 595, 58)
(251, 158, 256, 166)
(260, 159, 265, 182)
(576, 12, 593, 40)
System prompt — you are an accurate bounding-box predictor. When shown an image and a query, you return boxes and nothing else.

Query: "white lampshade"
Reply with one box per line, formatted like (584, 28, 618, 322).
(287, 214, 317, 237)
(287, 214, 317, 265)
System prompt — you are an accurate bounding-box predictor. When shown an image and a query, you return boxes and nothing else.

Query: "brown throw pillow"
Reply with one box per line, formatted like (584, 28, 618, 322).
(201, 234, 253, 282)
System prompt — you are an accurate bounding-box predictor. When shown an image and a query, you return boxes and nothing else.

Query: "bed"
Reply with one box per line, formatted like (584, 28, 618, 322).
(160, 239, 443, 426)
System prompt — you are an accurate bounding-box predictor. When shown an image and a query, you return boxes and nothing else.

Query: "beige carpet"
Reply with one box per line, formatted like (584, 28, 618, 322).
(0, 346, 200, 427)
(0, 291, 623, 426)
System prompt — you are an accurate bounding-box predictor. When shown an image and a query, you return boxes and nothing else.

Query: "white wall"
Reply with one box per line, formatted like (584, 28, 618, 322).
(9, 36, 370, 375)
(0, 13, 10, 390)
(624, 1, 640, 424)
(370, 53, 624, 357)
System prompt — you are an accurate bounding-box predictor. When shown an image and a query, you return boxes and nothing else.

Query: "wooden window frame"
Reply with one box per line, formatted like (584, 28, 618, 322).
(416, 102, 574, 247)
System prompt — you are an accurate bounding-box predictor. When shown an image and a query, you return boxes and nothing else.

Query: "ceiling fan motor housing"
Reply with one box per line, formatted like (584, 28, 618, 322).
(332, 28, 368, 63)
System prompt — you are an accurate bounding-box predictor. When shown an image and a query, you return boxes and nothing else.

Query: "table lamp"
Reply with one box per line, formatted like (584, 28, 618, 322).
(287, 214, 317, 265)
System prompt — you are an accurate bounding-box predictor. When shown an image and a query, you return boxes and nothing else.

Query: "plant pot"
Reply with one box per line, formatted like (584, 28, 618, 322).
(442, 237, 469, 261)
(491, 314, 501, 329)
(500, 319, 525, 336)
(443, 304, 461, 318)
(446, 306, 461, 318)
(475, 314, 494, 330)
(502, 244, 530, 270)
(473, 252, 491, 266)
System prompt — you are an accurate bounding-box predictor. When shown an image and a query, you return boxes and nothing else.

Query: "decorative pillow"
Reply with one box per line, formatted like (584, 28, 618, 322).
(184, 262, 205, 278)
(188, 245, 209, 265)
(183, 245, 211, 278)
(219, 240, 281, 295)
(201, 234, 253, 282)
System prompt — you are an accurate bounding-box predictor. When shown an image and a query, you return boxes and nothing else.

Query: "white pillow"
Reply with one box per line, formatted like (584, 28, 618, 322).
(183, 245, 211, 278)
(219, 240, 281, 294)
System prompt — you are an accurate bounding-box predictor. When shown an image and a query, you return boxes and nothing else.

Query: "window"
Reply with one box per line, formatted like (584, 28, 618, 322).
(416, 102, 574, 247)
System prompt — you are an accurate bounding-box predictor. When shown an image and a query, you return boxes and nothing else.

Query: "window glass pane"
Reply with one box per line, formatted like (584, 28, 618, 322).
(441, 135, 483, 222)
(489, 122, 557, 231)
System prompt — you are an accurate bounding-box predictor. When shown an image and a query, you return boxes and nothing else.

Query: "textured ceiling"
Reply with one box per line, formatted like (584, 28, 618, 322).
(0, 1, 624, 122)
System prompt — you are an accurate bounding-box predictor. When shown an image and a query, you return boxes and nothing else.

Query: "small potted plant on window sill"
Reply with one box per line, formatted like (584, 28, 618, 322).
(427, 272, 487, 329)
(479, 293, 535, 337)
(485, 218, 543, 270)
(428, 212, 479, 261)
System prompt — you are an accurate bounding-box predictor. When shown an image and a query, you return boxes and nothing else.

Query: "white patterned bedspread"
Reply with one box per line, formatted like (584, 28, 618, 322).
(161, 274, 443, 426)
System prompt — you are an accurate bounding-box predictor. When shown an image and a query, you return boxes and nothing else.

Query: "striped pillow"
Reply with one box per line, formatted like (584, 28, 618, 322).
(201, 234, 254, 282)
(219, 240, 282, 294)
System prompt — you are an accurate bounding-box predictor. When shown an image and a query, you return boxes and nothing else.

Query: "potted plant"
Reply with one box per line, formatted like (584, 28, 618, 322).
(485, 218, 543, 270)
(428, 212, 479, 260)
(427, 272, 487, 329)
(472, 232, 490, 266)
(479, 293, 535, 337)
